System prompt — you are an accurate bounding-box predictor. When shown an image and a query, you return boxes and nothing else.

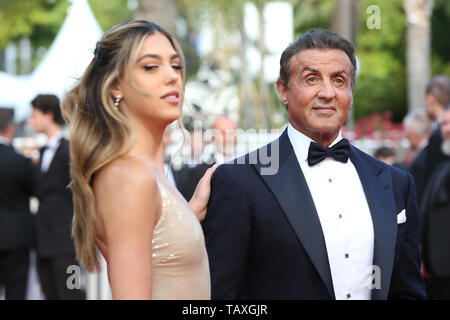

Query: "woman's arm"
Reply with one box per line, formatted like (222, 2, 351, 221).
(94, 159, 160, 300)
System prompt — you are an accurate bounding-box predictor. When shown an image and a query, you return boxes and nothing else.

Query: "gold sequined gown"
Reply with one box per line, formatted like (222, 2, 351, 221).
(151, 178, 211, 300)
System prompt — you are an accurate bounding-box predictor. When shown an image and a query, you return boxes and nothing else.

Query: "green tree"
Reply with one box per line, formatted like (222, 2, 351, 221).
(88, 0, 132, 32)
(430, 0, 450, 75)
(353, 0, 408, 122)
(0, 0, 69, 50)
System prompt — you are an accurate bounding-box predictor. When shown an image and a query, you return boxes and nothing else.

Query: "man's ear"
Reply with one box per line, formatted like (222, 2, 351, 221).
(276, 80, 288, 106)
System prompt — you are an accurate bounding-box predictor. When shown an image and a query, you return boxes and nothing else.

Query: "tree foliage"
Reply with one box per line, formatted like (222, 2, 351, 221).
(353, 0, 408, 122)
(0, 0, 69, 50)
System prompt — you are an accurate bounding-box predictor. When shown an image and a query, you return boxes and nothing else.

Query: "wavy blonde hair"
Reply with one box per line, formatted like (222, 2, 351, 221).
(62, 20, 185, 272)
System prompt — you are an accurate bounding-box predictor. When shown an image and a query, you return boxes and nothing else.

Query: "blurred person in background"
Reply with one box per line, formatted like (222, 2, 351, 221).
(403, 110, 433, 207)
(162, 125, 183, 188)
(423, 75, 450, 185)
(27, 94, 85, 300)
(176, 125, 210, 202)
(203, 116, 238, 165)
(374, 146, 396, 165)
(373, 146, 409, 172)
(420, 104, 450, 299)
(0, 108, 37, 300)
(177, 115, 236, 202)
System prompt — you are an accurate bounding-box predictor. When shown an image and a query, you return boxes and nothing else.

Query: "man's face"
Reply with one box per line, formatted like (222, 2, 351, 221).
(441, 109, 450, 156)
(425, 93, 438, 120)
(276, 49, 353, 144)
(27, 108, 50, 134)
(441, 109, 450, 141)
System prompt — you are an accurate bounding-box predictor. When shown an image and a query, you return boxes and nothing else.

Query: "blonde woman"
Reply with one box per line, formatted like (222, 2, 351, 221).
(62, 20, 216, 299)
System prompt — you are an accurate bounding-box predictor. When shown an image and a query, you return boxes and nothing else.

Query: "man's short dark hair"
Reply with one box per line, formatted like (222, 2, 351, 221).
(374, 146, 395, 159)
(278, 29, 357, 88)
(0, 108, 14, 132)
(426, 75, 450, 108)
(31, 94, 65, 125)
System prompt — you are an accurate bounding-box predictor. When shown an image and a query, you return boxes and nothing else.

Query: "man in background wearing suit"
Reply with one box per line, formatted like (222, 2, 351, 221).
(177, 117, 236, 201)
(423, 76, 450, 187)
(404, 110, 433, 208)
(27, 94, 85, 300)
(420, 105, 450, 299)
(203, 29, 426, 300)
(0, 108, 37, 299)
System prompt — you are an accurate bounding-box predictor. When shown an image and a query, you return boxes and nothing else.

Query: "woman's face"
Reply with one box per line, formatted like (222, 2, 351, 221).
(114, 31, 183, 127)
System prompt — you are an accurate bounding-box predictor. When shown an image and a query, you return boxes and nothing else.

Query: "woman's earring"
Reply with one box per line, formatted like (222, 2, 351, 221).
(114, 96, 121, 107)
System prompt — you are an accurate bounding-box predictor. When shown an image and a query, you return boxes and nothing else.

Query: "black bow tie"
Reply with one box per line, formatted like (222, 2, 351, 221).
(307, 138, 350, 166)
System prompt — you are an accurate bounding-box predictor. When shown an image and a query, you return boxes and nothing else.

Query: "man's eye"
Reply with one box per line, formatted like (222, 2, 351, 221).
(334, 78, 345, 86)
(306, 76, 318, 83)
(172, 65, 183, 70)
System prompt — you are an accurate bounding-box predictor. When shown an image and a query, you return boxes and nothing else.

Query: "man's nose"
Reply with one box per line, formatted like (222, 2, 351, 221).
(317, 79, 336, 100)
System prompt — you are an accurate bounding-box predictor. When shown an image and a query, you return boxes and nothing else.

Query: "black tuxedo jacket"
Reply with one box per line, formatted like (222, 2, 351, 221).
(35, 138, 75, 257)
(0, 144, 37, 250)
(420, 159, 450, 277)
(203, 129, 426, 300)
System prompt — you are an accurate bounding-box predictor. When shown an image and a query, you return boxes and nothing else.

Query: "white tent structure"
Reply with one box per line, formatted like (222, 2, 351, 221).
(0, 0, 103, 121)
(28, 0, 103, 98)
(0, 72, 36, 121)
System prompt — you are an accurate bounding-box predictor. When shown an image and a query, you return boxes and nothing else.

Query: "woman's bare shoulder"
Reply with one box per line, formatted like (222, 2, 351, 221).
(93, 156, 161, 218)
(94, 156, 158, 192)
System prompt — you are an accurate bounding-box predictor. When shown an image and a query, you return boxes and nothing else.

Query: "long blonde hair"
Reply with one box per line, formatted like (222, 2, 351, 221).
(62, 20, 185, 272)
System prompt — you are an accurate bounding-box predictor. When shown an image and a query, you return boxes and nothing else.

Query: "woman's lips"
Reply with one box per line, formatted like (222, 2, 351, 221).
(161, 91, 180, 105)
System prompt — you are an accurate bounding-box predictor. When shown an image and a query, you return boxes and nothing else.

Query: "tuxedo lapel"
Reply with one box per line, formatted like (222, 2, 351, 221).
(350, 146, 397, 300)
(253, 130, 335, 299)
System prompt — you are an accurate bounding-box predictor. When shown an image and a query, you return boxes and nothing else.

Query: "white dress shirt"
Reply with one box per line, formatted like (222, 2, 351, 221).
(287, 124, 374, 300)
(0, 136, 11, 145)
(41, 131, 64, 173)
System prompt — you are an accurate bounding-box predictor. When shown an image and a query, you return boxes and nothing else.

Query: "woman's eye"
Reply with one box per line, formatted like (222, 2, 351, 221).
(143, 65, 157, 71)
(172, 65, 183, 70)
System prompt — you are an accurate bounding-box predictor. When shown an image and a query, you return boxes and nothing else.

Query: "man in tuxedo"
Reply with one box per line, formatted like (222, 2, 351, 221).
(27, 94, 85, 300)
(0, 108, 37, 299)
(203, 29, 426, 300)
(420, 105, 450, 299)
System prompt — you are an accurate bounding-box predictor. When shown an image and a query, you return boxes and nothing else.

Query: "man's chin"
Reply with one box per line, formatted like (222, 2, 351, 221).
(441, 139, 450, 157)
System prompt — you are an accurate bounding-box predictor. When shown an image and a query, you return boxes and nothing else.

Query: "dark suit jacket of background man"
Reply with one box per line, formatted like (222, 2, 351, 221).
(0, 144, 36, 250)
(424, 127, 446, 185)
(35, 138, 75, 257)
(203, 129, 426, 300)
(409, 144, 429, 208)
(176, 163, 213, 201)
(420, 158, 450, 278)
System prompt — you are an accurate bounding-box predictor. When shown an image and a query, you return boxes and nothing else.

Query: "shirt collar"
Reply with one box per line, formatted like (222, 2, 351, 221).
(0, 136, 11, 145)
(287, 123, 343, 163)
(45, 131, 64, 150)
